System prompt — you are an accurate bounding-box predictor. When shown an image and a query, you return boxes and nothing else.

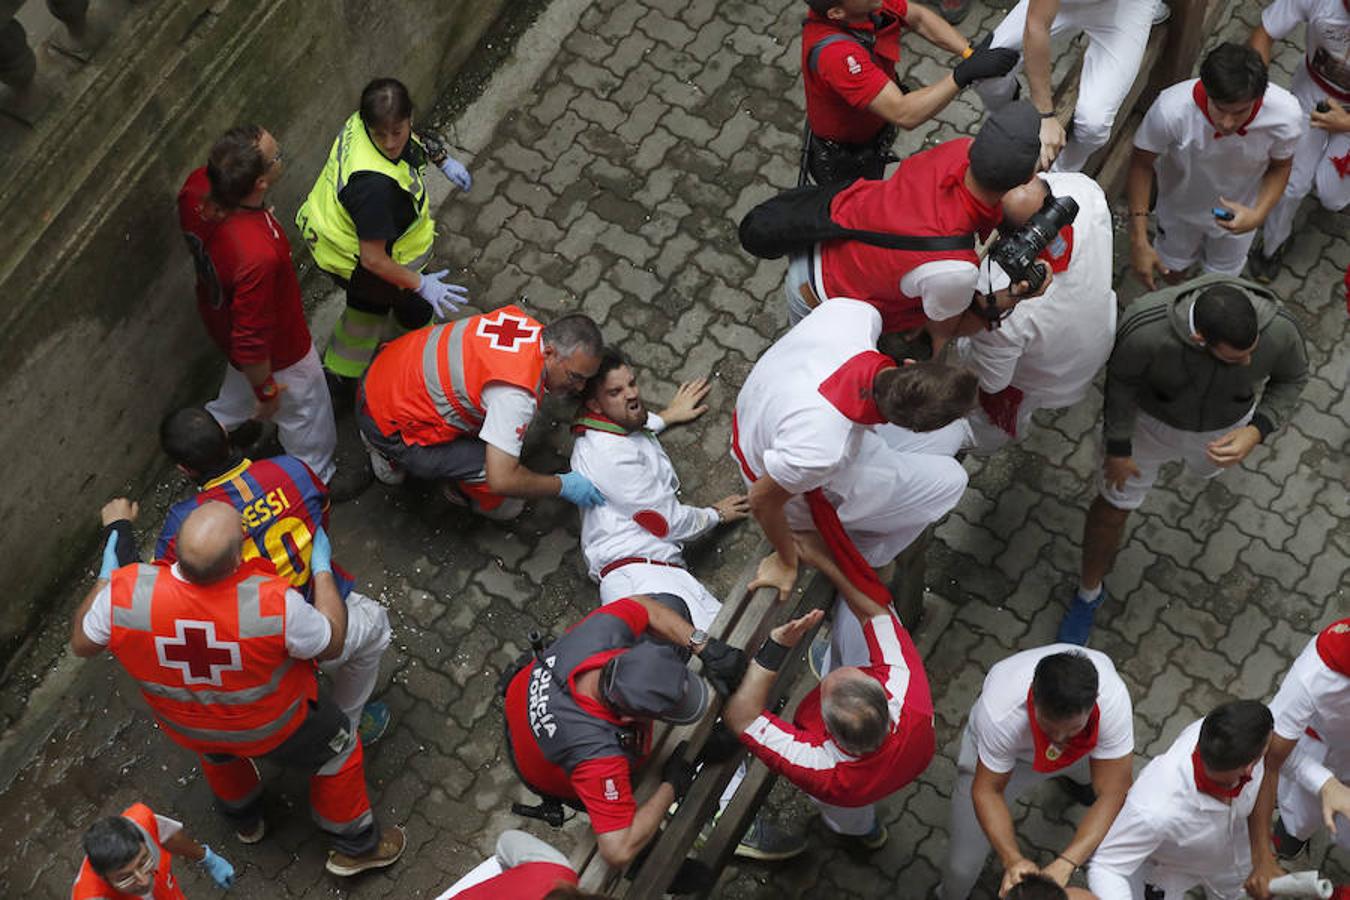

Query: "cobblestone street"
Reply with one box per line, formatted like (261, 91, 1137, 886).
(0, 0, 1346, 896)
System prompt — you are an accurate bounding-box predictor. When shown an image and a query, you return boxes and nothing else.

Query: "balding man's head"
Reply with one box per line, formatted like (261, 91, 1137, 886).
(177, 502, 243, 584)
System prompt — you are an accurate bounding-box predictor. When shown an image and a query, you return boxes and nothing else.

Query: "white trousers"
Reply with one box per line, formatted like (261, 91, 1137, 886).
(940, 725, 1091, 900)
(206, 344, 338, 483)
(978, 0, 1155, 172)
(1279, 738, 1350, 849)
(784, 419, 970, 567)
(318, 591, 392, 729)
(1154, 213, 1255, 276)
(1262, 66, 1350, 250)
(598, 563, 722, 632)
(1090, 863, 1249, 899)
(1098, 408, 1253, 510)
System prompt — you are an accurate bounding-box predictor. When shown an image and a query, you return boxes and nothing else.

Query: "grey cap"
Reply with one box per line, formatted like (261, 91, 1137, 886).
(969, 101, 1043, 192)
(602, 642, 709, 725)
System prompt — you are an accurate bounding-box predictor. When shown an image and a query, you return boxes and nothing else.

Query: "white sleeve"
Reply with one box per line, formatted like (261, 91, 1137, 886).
(1271, 99, 1306, 159)
(970, 699, 1021, 775)
(1261, 0, 1308, 41)
(645, 412, 667, 434)
(1132, 92, 1174, 155)
(1092, 674, 1136, 760)
(81, 585, 113, 647)
(1086, 800, 1167, 900)
(284, 590, 333, 660)
(577, 436, 718, 544)
(479, 384, 539, 457)
(153, 814, 183, 842)
(1269, 657, 1319, 741)
(900, 260, 979, 322)
(1283, 736, 1336, 796)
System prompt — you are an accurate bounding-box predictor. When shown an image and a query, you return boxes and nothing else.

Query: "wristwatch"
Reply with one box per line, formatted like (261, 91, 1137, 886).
(687, 628, 710, 653)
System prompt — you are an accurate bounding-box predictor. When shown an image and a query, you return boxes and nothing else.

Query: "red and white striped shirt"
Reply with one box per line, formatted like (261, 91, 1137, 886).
(739, 611, 935, 806)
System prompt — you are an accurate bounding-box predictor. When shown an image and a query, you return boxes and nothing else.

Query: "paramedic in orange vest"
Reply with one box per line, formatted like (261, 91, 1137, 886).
(69, 500, 405, 878)
(357, 307, 607, 519)
(72, 802, 234, 898)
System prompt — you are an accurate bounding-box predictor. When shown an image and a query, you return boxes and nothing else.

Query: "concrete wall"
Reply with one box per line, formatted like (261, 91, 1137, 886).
(0, 0, 506, 667)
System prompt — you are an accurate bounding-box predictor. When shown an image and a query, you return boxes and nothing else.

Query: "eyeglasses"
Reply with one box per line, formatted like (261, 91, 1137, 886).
(109, 849, 155, 891)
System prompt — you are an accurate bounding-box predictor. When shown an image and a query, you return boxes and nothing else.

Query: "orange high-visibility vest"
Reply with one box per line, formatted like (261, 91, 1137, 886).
(362, 305, 546, 446)
(106, 560, 317, 758)
(70, 802, 186, 900)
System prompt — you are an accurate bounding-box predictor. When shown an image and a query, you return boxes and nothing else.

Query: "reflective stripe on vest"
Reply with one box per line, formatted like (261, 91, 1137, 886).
(295, 111, 436, 279)
(422, 320, 484, 434)
(107, 561, 315, 757)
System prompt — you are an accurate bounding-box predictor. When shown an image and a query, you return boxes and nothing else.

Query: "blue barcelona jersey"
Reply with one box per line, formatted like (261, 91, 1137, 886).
(156, 456, 355, 600)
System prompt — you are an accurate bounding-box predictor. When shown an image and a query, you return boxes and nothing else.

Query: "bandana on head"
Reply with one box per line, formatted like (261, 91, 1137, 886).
(817, 351, 897, 425)
(1191, 747, 1251, 801)
(1192, 81, 1264, 138)
(1026, 687, 1100, 773)
(1315, 619, 1350, 677)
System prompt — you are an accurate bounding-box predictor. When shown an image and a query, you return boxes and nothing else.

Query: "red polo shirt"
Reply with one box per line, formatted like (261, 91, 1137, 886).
(819, 137, 1001, 332)
(803, 0, 908, 144)
(177, 167, 312, 371)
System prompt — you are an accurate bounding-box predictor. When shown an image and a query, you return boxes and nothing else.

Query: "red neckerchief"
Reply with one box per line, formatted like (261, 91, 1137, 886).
(805, 489, 893, 608)
(1039, 225, 1074, 273)
(571, 409, 647, 437)
(1192, 81, 1264, 138)
(1026, 688, 1100, 773)
(943, 153, 1003, 235)
(979, 385, 1026, 437)
(817, 351, 896, 424)
(1191, 747, 1251, 801)
(1315, 619, 1350, 676)
(1333, 150, 1350, 179)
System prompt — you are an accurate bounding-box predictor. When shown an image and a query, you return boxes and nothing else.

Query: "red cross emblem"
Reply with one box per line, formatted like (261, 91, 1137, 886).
(476, 311, 540, 353)
(155, 620, 243, 686)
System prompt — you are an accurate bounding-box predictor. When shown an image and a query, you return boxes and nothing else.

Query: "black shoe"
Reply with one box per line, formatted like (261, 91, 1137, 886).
(1272, 818, 1309, 858)
(325, 370, 358, 416)
(735, 815, 808, 861)
(227, 420, 264, 453)
(1054, 775, 1097, 806)
(1247, 234, 1288, 284)
(327, 461, 374, 503)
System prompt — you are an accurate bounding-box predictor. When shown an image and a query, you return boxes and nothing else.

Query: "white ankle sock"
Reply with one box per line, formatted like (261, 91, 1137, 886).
(1077, 583, 1103, 603)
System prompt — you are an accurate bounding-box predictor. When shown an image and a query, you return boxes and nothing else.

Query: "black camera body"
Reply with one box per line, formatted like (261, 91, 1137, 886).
(987, 193, 1080, 295)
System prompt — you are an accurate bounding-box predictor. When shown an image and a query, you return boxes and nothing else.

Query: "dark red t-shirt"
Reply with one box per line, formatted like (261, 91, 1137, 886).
(802, 0, 908, 143)
(177, 168, 311, 371)
(453, 861, 579, 899)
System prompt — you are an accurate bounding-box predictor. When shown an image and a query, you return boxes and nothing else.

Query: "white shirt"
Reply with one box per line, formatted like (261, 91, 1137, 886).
(570, 412, 718, 579)
(969, 643, 1134, 774)
(1263, 0, 1350, 93)
(83, 564, 332, 659)
(1088, 720, 1261, 900)
(479, 383, 539, 457)
(1269, 633, 1350, 794)
(734, 298, 878, 493)
(1134, 79, 1303, 229)
(956, 172, 1117, 408)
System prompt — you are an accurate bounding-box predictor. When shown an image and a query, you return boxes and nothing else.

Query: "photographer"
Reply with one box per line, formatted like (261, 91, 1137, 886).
(957, 172, 1116, 453)
(782, 102, 1053, 357)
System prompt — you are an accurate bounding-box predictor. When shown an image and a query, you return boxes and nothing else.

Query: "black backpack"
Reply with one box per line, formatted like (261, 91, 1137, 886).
(737, 178, 976, 260)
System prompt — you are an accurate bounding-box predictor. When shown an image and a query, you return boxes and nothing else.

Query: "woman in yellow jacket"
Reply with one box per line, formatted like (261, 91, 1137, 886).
(297, 77, 472, 394)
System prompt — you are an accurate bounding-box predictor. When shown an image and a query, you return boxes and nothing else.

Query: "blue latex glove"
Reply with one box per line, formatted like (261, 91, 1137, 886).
(199, 845, 235, 889)
(98, 531, 120, 580)
(438, 156, 472, 192)
(309, 527, 333, 575)
(558, 472, 606, 508)
(416, 270, 471, 319)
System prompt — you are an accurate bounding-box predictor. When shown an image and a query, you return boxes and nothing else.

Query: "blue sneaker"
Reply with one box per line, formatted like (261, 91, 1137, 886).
(359, 701, 391, 746)
(1056, 588, 1106, 645)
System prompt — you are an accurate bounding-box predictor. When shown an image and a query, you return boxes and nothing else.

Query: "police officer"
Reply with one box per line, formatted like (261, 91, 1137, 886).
(70, 500, 405, 877)
(297, 77, 474, 398)
(358, 307, 608, 518)
(502, 593, 745, 868)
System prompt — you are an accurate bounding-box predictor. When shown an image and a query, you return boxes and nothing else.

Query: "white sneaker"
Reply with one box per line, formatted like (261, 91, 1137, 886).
(359, 432, 405, 486)
(1152, 0, 1171, 24)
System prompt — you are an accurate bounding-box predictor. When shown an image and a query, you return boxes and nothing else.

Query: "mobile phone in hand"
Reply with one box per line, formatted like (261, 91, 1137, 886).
(1317, 100, 1331, 113)
(1212, 207, 1235, 221)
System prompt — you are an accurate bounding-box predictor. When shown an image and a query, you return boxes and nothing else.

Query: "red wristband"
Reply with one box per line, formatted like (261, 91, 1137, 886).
(252, 377, 279, 402)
